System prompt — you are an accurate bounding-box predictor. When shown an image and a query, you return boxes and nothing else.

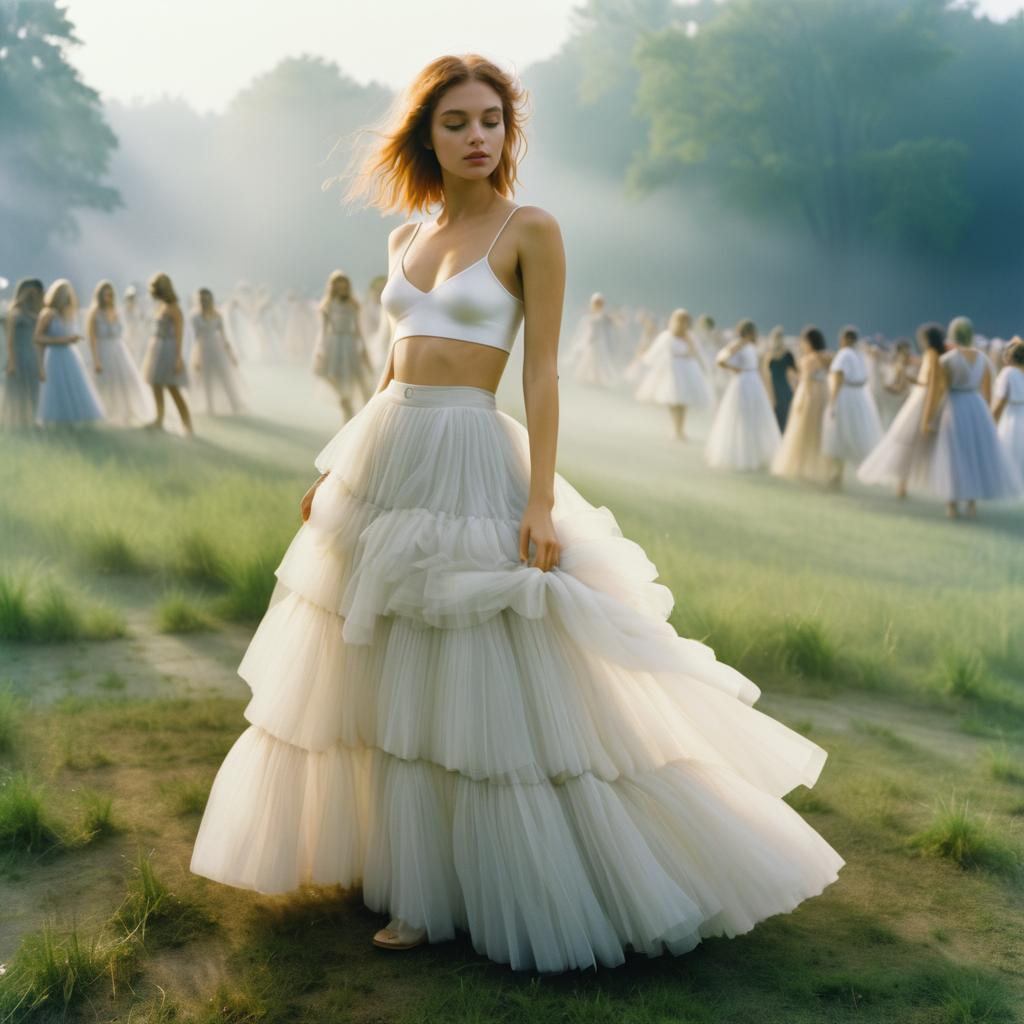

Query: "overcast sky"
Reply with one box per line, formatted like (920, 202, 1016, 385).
(66, 0, 1024, 115)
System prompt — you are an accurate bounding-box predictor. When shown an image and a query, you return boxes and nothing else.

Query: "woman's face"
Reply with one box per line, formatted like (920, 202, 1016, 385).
(100, 285, 113, 307)
(333, 277, 350, 300)
(428, 78, 505, 183)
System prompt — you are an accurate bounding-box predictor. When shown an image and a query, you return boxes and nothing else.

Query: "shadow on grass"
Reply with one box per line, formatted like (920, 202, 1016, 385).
(190, 891, 1019, 1024)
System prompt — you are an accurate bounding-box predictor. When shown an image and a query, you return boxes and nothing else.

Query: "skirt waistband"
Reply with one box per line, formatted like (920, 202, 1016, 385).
(383, 379, 497, 410)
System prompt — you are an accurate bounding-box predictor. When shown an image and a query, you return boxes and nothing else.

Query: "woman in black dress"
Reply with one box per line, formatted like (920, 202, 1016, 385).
(764, 326, 797, 431)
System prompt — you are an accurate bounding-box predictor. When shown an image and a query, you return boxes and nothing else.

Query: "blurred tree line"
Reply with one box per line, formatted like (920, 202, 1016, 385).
(2, 0, 1021, 329)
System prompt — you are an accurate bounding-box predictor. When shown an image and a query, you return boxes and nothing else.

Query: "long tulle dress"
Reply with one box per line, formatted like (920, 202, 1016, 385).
(2, 310, 41, 428)
(771, 353, 833, 483)
(821, 347, 883, 465)
(189, 376, 845, 974)
(927, 349, 1023, 502)
(36, 314, 106, 425)
(633, 331, 712, 409)
(313, 299, 371, 404)
(90, 311, 155, 426)
(857, 351, 938, 492)
(705, 343, 782, 471)
(565, 312, 619, 389)
(141, 309, 190, 388)
(994, 366, 1024, 478)
(191, 312, 246, 415)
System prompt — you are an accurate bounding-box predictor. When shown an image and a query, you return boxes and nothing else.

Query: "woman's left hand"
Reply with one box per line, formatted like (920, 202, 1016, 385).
(519, 501, 560, 572)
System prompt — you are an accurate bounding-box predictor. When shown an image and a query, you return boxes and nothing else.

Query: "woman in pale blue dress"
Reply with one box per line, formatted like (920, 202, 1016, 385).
(191, 288, 246, 415)
(33, 279, 106, 427)
(921, 316, 1023, 518)
(2, 278, 45, 428)
(140, 271, 194, 436)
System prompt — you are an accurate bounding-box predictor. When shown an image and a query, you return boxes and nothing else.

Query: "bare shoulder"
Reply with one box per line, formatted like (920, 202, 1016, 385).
(387, 220, 419, 252)
(512, 205, 561, 239)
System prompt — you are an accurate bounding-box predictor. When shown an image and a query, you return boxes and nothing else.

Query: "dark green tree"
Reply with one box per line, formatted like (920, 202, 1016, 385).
(630, 0, 972, 302)
(0, 0, 121, 270)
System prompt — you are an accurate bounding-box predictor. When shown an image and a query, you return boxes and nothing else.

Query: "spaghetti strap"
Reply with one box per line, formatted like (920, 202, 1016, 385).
(485, 205, 522, 258)
(402, 221, 423, 259)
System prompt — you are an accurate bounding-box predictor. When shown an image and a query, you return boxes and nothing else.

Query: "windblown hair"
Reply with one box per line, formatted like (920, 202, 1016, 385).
(149, 272, 178, 305)
(343, 54, 529, 216)
(917, 322, 946, 355)
(737, 318, 757, 340)
(320, 271, 360, 314)
(8, 277, 44, 315)
(801, 325, 826, 351)
(89, 279, 116, 312)
(948, 315, 974, 347)
(43, 278, 78, 318)
(1008, 337, 1024, 366)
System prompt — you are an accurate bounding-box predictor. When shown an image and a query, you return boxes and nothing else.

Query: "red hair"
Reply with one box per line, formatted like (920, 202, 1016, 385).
(343, 54, 529, 216)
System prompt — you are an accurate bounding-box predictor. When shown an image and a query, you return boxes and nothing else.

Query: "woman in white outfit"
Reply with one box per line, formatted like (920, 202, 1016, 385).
(189, 54, 843, 972)
(821, 326, 883, 489)
(634, 308, 712, 440)
(991, 338, 1024, 480)
(921, 316, 1022, 518)
(705, 318, 781, 471)
(857, 323, 945, 499)
(564, 292, 619, 389)
(191, 288, 247, 415)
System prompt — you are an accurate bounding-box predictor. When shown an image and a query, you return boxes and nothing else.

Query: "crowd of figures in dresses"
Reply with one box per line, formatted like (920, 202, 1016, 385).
(0, 269, 398, 436)
(561, 294, 1024, 520)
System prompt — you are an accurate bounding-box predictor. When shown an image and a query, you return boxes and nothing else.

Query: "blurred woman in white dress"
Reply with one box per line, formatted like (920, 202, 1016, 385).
(564, 292, 618, 389)
(921, 316, 1022, 518)
(313, 270, 374, 421)
(858, 323, 945, 499)
(992, 337, 1024, 480)
(623, 309, 658, 384)
(2, 278, 45, 429)
(141, 272, 194, 436)
(876, 339, 914, 428)
(705, 319, 781, 470)
(635, 308, 712, 440)
(771, 326, 833, 484)
(821, 326, 883, 489)
(191, 288, 246, 415)
(86, 280, 155, 426)
(33, 279, 106, 428)
(122, 284, 147, 364)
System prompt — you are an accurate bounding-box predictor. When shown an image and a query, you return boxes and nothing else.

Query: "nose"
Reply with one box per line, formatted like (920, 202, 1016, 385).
(467, 121, 485, 146)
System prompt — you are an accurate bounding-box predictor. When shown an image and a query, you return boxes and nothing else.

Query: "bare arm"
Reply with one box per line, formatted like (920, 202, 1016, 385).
(519, 207, 565, 573)
(5, 311, 15, 374)
(33, 309, 75, 346)
(920, 353, 946, 435)
(716, 338, 743, 372)
(87, 309, 100, 368)
(979, 361, 991, 405)
(828, 369, 844, 405)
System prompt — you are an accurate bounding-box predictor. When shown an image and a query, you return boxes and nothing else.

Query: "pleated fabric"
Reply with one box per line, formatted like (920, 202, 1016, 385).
(190, 378, 844, 973)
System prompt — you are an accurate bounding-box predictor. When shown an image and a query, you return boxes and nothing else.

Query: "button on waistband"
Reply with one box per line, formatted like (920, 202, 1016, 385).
(404, 386, 413, 398)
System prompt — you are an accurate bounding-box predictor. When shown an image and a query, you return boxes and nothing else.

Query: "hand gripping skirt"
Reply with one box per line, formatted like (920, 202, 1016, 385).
(189, 379, 845, 973)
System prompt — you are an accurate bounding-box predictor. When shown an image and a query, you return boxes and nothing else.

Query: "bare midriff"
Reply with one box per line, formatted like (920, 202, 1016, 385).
(392, 336, 509, 394)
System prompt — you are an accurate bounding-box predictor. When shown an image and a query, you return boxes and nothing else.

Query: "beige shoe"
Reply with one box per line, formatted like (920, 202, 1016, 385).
(372, 917, 427, 950)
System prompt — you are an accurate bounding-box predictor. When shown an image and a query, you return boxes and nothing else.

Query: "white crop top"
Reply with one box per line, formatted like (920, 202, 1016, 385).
(380, 205, 524, 353)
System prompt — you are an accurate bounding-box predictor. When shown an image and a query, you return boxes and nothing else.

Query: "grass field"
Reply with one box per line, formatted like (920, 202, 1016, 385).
(1, 363, 1022, 1023)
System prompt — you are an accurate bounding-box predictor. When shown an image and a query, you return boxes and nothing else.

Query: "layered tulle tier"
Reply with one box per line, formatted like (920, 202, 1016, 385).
(192, 726, 843, 972)
(821, 387, 883, 463)
(929, 392, 1023, 501)
(705, 374, 781, 471)
(190, 380, 843, 972)
(857, 384, 934, 490)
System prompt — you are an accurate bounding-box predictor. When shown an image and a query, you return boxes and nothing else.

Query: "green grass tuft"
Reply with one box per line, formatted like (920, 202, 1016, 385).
(907, 794, 1022, 877)
(155, 590, 216, 634)
(774, 615, 838, 679)
(0, 772, 64, 854)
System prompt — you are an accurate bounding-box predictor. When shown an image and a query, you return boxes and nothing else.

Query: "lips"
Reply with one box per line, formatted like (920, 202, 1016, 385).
(466, 153, 488, 161)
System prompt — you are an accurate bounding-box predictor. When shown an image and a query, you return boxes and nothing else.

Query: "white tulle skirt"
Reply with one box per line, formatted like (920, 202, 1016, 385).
(705, 372, 781, 471)
(92, 336, 156, 426)
(635, 356, 712, 408)
(189, 379, 844, 973)
(821, 385, 883, 463)
(928, 391, 1023, 502)
(997, 404, 1024, 479)
(36, 344, 106, 425)
(857, 384, 934, 491)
